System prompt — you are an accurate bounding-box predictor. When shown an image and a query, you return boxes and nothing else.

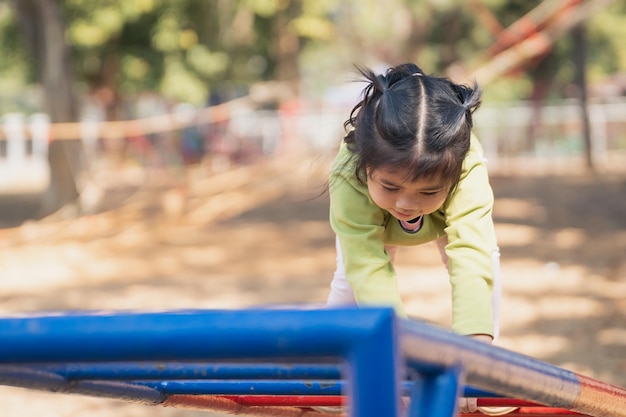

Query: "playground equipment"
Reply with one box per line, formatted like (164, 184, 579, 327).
(1, 308, 625, 417)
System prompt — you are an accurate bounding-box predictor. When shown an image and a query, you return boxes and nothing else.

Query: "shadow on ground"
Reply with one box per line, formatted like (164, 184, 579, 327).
(0, 163, 624, 416)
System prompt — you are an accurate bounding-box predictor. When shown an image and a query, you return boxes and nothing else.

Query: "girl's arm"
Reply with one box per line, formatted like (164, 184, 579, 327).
(384, 245, 398, 263)
(443, 138, 499, 338)
(435, 236, 448, 269)
(439, 230, 494, 344)
(330, 173, 406, 317)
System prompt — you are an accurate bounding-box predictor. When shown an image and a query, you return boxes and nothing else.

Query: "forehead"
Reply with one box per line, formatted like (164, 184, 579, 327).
(370, 166, 444, 188)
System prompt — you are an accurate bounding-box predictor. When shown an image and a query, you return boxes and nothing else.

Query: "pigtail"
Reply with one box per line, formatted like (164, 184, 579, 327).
(343, 65, 389, 145)
(374, 65, 424, 149)
(344, 67, 378, 137)
(456, 81, 482, 113)
(345, 64, 423, 138)
(453, 81, 482, 131)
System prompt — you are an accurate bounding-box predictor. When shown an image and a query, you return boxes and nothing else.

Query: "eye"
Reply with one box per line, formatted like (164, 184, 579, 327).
(421, 190, 442, 196)
(382, 185, 399, 193)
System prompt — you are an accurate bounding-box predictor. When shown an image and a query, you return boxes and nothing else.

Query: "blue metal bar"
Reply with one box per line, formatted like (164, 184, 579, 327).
(136, 380, 497, 398)
(0, 365, 164, 404)
(0, 309, 382, 363)
(0, 308, 401, 417)
(5, 309, 621, 417)
(347, 308, 400, 417)
(399, 318, 626, 417)
(67, 380, 165, 404)
(140, 380, 343, 395)
(36, 363, 343, 380)
(0, 363, 500, 399)
(408, 366, 463, 417)
(463, 386, 499, 398)
(400, 319, 580, 406)
(0, 363, 499, 400)
(0, 365, 67, 392)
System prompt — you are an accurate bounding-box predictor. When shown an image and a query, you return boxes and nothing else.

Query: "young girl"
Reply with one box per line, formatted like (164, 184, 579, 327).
(326, 63, 500, 343)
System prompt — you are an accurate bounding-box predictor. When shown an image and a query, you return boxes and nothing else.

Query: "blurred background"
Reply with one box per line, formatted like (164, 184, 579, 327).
(0, 0, 625, 416)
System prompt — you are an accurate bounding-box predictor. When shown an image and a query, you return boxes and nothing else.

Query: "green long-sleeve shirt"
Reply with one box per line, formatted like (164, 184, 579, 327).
(329, 135, 497, 336)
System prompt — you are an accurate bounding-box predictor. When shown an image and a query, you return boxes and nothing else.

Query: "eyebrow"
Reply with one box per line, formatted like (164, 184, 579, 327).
(378, 177, 445, 192)
(379, 178, 401, 187)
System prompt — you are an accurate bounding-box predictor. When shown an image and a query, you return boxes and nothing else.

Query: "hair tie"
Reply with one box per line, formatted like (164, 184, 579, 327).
(411, 73, 423, 77)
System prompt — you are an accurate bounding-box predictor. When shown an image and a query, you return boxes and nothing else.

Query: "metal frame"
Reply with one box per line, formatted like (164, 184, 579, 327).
(1, 308, 625, 417)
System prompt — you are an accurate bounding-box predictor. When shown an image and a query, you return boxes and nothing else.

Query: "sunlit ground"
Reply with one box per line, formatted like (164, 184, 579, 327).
(0, 155, 625, 416)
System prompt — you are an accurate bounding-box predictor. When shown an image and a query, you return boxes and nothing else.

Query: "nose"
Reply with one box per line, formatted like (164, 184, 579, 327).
(396, 194, 419, 211)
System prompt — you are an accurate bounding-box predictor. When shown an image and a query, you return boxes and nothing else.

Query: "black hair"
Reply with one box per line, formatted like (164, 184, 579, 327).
(342, 63, 482, 191)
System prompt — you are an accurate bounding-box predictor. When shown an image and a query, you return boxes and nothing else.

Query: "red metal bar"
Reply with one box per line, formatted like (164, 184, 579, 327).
(477, 398, 543, 407)
(222, 395, 344, 407)
(461, 409, 584, 416)
(513, 409, 582, 415)
(212, 395, 578, 409)
(485, 0, 584, 57)
(163, 394, 339, 416)
(182, 395, 589, 416)
(574, 374, 626, 417)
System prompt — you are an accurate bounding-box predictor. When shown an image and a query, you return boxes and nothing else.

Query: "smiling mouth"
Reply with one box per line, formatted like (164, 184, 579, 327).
(393, 210, 417, 219)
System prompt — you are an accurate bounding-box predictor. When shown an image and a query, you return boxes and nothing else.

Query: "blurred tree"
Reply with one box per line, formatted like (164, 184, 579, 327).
(572, 22, 592, 170)
(586, 1, 626, 84)
(2, 0, 624, 109)
(58, 0, 338, 110)
(0, 0, 624, 198)
(453, 0, 618, 170)
(0, 1, 32, 111)
(63, 0, 228, 114)
(12, 0, 80, 216)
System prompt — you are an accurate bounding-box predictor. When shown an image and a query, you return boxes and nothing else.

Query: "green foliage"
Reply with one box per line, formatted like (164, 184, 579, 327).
(482, 76, 533, 103)
(1, 0, 625, 111)
(160, 57, 208, 104)
(587, 2, 626, 80)
(0, 2, 35, 112)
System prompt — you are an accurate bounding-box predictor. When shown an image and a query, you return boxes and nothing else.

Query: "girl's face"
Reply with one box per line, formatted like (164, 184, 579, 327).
(367, 166, 449, 221)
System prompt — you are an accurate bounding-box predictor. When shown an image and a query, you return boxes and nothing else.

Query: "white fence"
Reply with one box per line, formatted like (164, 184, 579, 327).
(1, 98, 625, 194)
(0, 113, 50, 194)
(473, 99, 626, 168)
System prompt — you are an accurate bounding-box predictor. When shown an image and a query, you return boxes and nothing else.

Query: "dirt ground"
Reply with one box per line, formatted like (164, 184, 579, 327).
(0, 153, 625, 416)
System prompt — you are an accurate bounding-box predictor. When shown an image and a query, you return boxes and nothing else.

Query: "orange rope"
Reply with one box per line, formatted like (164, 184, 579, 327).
(0, 97, 249, 142)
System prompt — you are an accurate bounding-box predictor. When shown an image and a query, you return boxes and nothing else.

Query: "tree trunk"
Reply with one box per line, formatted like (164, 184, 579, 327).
(572, 23, 594, 171)
(272, 2, 301, 98)
(526, 79, 550, 155)
(13, 0, 80, 217)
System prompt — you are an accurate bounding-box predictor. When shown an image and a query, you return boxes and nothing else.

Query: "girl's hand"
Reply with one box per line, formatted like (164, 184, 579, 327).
(471, 334, 493, 344)
(458, 397, 478, 413)
(463, 335, 521, 415)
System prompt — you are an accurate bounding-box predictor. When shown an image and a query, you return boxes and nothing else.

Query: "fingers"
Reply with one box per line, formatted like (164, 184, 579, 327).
(458, 397, 479, 413)
(457, 400, 521, 416)
(477, 406, 520, 416)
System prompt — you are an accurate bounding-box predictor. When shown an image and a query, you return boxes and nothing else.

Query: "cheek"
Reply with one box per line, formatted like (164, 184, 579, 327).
(424, 195, 447, 212)
(367, 184, 390, 208)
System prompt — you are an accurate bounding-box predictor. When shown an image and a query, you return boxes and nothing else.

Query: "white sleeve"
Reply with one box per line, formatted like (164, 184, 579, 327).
(491, 246, 502, 341)
(326, 236, 357, 306)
